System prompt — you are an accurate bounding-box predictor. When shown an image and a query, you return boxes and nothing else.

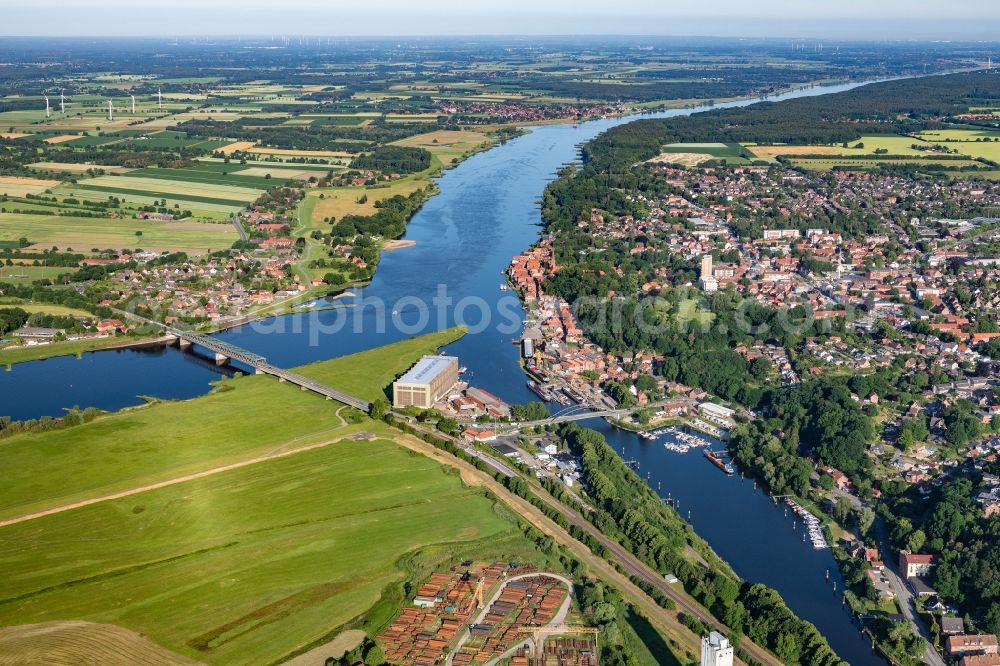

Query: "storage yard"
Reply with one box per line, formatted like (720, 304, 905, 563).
(378, 564, 583, 666)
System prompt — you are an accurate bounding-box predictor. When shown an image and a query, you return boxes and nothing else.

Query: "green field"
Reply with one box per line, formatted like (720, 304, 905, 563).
(0, 335, 152, 366)
(0, 212, 237, 253)
(0, 264, 76, 284)
(751, 131, 1000, 165)
(299, 327, 466, 403)
(0, 428, 521, 665)
(53, 186, 245, 216)
(306, 115, 369, 126)
(116, 130, 229, 151)
(0, 328, 554, 665)
(123, 163, 290, 189)
(72, 174, 263, 209)
(789, 157, 982, 172)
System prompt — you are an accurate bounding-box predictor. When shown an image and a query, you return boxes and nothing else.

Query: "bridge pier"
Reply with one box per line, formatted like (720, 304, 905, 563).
(177, 338, 192, 351)
(214, 353, 229, 365)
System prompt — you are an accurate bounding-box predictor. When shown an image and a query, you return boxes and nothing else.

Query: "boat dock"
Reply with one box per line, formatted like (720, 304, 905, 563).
(657, 427, 714, 453)
(786, 499, 828, 549)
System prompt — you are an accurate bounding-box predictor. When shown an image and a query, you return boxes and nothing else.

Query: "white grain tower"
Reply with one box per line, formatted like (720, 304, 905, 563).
(701, 632, 734, 666)
(44, 95, 50, 118)
(107, 100, 114, 121)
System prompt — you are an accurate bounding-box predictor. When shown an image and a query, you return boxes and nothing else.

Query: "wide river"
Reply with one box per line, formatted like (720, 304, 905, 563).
(2, 80, 888, 664)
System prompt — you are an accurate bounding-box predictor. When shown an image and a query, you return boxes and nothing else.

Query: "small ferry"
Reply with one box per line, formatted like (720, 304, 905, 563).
(500, 283, 510, 291)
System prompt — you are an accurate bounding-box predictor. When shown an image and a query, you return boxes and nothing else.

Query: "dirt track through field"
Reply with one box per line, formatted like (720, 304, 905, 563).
(0, 432, 348, 529)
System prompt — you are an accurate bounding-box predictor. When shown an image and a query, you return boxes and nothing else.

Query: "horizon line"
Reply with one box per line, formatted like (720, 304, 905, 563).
(0, 34, 999, 43)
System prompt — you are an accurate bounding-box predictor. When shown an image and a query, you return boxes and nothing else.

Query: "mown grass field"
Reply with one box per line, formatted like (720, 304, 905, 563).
(0, 213, 237, 253)
(0, 265, 75, 284)
(304, 177, 428, 226)
(28, 161, 132, 174)
(390, 129, 491, 165)
(123, 163, 290, 189)
(0, 621, 200, 665)
(0, 302, 92, 317)
(0, 429, 519, 665)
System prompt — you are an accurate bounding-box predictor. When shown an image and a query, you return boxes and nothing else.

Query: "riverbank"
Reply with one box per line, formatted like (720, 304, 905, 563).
(0, 334, 174, 368)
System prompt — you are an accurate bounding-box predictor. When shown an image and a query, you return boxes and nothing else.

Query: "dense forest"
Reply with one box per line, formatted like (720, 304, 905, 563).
(349, 145, 431, 174)
(581, 72, 1000, 171)
(175, 118, 432, 152)
(881, 475, 1000, 637)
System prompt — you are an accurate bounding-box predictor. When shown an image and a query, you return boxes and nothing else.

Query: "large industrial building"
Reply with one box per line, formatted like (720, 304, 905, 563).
(701, 632, 734, 666)
(392, 355, 460, 408)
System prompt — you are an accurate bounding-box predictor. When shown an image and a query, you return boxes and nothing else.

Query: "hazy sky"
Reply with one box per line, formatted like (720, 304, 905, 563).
(5, 0, 1000, 40)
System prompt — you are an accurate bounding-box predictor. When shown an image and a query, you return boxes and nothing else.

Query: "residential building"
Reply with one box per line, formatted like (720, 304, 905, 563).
(900, 552, 937, 578)
(948, 634, 999, 657)
(942, 617, 966, 635)
(962, 654, 1000, 666)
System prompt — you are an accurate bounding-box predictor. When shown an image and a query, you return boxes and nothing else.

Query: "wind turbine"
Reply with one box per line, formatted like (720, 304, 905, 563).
(44, 95, 50, 118)
(158, 87, 162, 109)
(59, 89, 65, 114)
(107, 100, 114, 121)
(131, 94, 136, 114)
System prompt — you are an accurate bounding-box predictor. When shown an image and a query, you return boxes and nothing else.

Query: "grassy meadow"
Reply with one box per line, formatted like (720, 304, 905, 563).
(0, 213, 237, 253)
(0, 432, 521, 665)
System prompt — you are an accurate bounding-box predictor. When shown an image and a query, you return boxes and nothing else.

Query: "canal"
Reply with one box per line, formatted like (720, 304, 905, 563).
(2, 79, 890, 664)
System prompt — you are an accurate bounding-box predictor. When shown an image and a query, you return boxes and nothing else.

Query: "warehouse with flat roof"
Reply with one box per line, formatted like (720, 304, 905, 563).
(393, 355, 460, 408)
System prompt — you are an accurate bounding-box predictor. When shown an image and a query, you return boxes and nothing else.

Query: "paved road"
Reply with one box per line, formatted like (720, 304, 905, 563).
(874, 520, 945, 666)
(230, 213, 248, 242)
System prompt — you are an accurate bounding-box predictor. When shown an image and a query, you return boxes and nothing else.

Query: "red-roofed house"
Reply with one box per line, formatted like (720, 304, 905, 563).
(962, 654, 1000, 666)
(948, 634, 998, 657)
(900, 552, 937, 579)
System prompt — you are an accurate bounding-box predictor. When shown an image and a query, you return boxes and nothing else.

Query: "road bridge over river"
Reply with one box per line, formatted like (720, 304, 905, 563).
(115, 316, 372, 411)
(163, 327, 371, 411)
(495, 400, 686, 432)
